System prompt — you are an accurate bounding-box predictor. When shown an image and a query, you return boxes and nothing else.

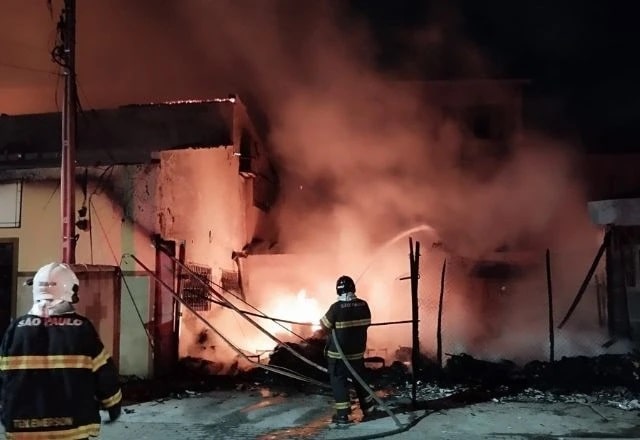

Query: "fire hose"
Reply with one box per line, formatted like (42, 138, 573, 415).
(331, 329, 403, 429)
(147, 250, 402, 426)
(144, 252, 330, 375)
(121, 254, 330, 389)
(123, 253, 422, 436)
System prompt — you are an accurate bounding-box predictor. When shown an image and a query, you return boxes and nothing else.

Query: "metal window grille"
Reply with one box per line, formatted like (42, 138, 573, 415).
(221, 269, 240, 293)
(180, 264, 212, 312)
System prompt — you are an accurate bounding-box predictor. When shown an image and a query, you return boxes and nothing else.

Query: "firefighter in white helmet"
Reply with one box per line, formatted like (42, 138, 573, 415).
(0, 262, 122, 439)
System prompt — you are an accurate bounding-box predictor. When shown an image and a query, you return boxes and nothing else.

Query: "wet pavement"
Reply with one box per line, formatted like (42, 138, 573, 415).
(1, 389, 640, 439)
(108, 390, 640, 440)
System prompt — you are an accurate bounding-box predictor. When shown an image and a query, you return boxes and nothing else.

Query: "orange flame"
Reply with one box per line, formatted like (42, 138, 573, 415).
(250, 289, 322, 353)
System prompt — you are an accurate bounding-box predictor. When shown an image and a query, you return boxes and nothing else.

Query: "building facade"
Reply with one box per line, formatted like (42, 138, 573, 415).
(0, 97, 278, 377)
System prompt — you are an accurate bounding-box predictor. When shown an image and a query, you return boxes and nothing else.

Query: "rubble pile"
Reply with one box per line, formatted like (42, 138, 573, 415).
(120, 357, 269, 404)
(529, 354, 640, 391)
(396, 382, 466, 401)
(121, 346, 640, 407)
(268, 338, 328, 383)
(498, 387, 640, 411)
(266, 343, 640, 393)
(442, 354, 519, 387)
(440, 352, 640, 392)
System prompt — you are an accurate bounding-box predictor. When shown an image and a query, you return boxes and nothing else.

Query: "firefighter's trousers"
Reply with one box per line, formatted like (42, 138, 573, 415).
(327, 358, 375, 417)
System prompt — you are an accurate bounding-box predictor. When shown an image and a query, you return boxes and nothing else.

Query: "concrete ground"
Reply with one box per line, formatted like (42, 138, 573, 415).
(2, 390, 639, 439)
(95, 390, 640, 439)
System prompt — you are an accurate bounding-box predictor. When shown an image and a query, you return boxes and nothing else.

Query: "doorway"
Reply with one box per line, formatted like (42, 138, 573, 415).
(0, 239, 17, 340)
(153, 235, 178, 377)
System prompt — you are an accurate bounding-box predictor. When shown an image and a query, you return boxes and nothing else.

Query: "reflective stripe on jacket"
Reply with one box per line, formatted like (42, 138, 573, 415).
(0, 313, 121, 439)
(321, 298, 371, 359)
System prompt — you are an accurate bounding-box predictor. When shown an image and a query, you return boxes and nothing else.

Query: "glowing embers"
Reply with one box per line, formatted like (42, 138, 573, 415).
(159, 97, 236, 105)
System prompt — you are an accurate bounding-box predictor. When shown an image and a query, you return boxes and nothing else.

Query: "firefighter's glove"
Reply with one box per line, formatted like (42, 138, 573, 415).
(107, 404, 122, 423)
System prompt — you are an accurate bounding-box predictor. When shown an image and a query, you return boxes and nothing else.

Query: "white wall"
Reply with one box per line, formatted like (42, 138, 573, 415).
(158, 148, 246, 277)
(119, 275, 152, 377)
(157, 147, 254, 359)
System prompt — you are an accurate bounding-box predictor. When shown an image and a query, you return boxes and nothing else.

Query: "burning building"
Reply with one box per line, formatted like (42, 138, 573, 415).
(0, 96, 278, 377)
(0, 76, 624, 381)
(232, 79, 614, 368)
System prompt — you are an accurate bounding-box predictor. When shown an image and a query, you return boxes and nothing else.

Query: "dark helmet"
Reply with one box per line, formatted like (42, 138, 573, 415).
(336, 275, 356, 295)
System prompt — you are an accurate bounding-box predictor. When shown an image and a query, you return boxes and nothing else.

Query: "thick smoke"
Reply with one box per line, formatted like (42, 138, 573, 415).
(1, 1, 611, 364)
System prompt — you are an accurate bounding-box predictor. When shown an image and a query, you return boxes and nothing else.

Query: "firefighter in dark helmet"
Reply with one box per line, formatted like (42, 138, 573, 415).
(320, 275, 376, 424)
(0, 262, 122, 439)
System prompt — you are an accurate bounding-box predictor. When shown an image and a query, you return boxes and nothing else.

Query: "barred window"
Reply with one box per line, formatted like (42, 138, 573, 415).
(221, 269, 240, 293)
(180, 264, 212, 311)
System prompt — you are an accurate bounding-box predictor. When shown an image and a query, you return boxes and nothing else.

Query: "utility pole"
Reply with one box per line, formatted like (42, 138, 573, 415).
(60, 0, 77, 264)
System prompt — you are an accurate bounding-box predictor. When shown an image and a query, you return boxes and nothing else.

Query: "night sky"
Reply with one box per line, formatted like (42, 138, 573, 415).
(1, 1, 638, 154)
(350, 0, 640, 153)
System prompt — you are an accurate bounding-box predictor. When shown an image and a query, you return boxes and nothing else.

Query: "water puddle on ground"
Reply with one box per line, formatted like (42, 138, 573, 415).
(257, 410, 334, 440)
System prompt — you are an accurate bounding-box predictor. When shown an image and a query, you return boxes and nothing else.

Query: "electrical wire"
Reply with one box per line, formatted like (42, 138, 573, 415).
(177, 262, 309, 341)
(90, 200, 155, 349)
(0, 61, 59, 76)
(127, 253, 330, 375)
(87, 197, 412, 386)
(118, 259, 155, 351)
(160, 249, 413, 330)
(156, 253, 310, 342)
(161, 266, 413, 329)
(123, 253, 330, 389)
(86, 165, 115, 261)
(75, 80, 120, 165)
(88, 198, 93, 264)
(90, 198, 326, 387)
(168, 254, 318, 342)
(50, 9, 67, 70)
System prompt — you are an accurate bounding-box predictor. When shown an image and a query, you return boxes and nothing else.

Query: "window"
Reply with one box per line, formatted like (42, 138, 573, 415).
(221, 269, 240, 292)
(0, 182, 22, 228)
(179, 264, 212, 311)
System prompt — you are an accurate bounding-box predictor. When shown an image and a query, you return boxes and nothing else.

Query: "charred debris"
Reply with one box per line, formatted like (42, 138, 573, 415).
(121, 337, 640, 412)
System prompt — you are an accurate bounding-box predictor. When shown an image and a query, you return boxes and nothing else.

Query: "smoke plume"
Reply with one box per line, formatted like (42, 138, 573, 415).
(1, 1, 610, 364)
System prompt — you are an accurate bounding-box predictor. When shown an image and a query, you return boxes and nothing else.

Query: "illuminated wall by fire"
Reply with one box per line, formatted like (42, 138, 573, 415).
(0, 177, 155, 274)
(0, 169, 157, 376)
(163, 81, 619, 369)
(157, 147, 253, 363)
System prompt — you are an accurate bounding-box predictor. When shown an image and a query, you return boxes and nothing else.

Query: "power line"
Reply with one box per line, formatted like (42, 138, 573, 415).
(0, 61, 59, 76)
(0, 38, 51, 54)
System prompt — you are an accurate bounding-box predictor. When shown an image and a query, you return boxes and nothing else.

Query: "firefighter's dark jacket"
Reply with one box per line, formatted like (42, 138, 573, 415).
(0, 312, 122, 439)
(321, 298, 371, 360)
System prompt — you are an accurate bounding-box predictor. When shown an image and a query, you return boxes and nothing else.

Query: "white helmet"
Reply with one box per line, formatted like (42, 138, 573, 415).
(32, 263, 80, 304)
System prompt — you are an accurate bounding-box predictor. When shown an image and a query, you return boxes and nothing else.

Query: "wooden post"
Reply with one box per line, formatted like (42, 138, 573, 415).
(436, 258, 446, 368)
(409, 238, 420, 407)
(558, 230, 611, 328)
(545, 249, 555, 363)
